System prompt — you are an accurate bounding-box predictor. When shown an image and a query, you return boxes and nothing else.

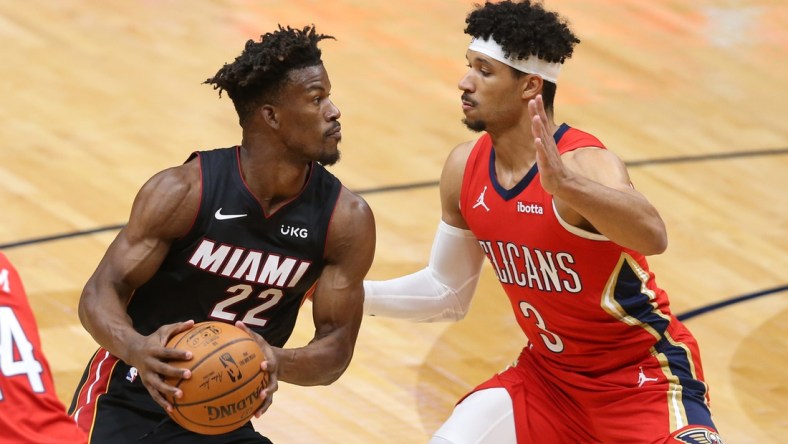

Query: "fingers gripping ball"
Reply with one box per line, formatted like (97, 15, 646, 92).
(164, 321, 269, 435)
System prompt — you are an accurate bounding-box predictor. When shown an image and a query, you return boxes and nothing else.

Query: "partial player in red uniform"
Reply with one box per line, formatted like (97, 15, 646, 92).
(363, 1, 723, 443)
(0, 251, 87, 444)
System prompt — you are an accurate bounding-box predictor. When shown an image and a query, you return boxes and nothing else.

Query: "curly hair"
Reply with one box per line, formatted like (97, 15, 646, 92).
(204, 25, 335, 124)
(465, 1, 579, 110)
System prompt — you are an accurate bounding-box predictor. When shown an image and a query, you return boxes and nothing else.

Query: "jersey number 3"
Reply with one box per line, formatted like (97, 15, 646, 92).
(519, 301, 564, 353)
(0, 306, 45, 400)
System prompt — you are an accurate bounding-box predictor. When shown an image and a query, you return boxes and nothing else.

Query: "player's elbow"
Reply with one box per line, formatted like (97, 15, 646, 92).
(627, 213, 668, 256)
(411, 287, 472, 322)
(321, 367, 346, 385)
(321, 349, 354, 385)
(637, 228, 668, 256)
(77, 287, 96, 330)
(647, 221, 668, 255)
(437, 304, 470, 322)
(652, 233, 668, 255)
(455, 305, 471, 320)
(442, 281, 476, 321)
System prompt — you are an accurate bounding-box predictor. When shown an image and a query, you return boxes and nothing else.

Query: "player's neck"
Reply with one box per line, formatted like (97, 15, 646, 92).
(490, 119, 557, 165)
(238, 142, 311, 213)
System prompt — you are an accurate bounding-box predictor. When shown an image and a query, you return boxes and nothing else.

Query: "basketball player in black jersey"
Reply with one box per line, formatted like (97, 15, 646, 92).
(68, 25, 376, 443)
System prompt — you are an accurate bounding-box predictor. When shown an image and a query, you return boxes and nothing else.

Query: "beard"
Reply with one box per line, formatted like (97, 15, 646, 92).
(317, 149, 341, 166)
(462, 117, 486, 132)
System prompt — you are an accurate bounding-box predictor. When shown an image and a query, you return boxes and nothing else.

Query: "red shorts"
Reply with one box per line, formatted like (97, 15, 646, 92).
(462, 339, 721, 443)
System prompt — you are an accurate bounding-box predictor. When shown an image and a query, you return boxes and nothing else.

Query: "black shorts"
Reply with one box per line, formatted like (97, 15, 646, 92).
(69, 350, 272, 444)
(93, 408, 271, 443)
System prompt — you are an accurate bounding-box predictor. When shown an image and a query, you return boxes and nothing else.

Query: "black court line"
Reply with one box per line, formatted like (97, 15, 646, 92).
(625, 147, 788, 167)
(357, 180, 440, 195)
(0, 224, 126, 250)
(677, 285, 788, 321)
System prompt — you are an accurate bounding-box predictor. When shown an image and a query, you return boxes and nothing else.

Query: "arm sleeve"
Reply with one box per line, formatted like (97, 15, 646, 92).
(363, 221, 485, 322)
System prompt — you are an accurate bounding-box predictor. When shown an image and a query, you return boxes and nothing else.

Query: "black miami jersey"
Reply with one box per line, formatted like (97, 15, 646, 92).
(69, 146, 342, 441)
(128, 146, 342, 347)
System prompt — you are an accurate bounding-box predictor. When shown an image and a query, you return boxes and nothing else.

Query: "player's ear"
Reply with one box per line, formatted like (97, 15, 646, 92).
(521, 74, 543, 100)
(261, 105, 280, 129)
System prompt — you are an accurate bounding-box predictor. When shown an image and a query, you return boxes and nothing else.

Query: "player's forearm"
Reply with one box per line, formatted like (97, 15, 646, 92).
(555, 176, 667, 255)
(78, 283, 142, 362)
(364, 221, 484, 321)
(364, 271, 470, 321)
(275, 333, 356, 386)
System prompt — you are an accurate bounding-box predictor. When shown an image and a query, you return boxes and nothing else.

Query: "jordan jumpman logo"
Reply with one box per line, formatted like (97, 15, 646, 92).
(637, 367, 658, 387)
(473, 186, 490, 212)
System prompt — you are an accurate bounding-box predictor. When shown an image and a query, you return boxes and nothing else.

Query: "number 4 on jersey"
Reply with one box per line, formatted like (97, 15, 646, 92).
(0, 306, 45, 400)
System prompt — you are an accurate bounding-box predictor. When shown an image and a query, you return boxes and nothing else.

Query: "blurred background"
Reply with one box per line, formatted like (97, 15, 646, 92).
(1, 0, 785, 442)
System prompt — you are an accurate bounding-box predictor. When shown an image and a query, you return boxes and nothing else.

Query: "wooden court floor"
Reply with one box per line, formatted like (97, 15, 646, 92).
(1, 0, 786, 442)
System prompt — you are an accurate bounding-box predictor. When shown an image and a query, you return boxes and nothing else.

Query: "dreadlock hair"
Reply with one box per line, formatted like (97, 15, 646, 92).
(465, 0, 579, 112)
(204, 25, 335, 124)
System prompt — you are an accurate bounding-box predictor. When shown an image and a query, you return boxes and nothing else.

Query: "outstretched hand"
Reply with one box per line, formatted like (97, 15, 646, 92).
(235, 321, 280, 418)
(528, 94, 571, 196)
(125, 319, 195, 412)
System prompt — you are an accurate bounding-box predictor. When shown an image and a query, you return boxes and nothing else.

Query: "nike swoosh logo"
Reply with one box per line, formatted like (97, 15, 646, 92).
(215, 208, 248, 220)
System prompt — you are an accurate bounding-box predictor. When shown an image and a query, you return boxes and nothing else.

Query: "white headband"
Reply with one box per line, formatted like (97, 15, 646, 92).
(468, 37, 561, 83)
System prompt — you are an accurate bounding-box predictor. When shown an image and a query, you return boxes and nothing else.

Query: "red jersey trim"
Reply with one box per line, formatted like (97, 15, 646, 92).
(70, 349, 118, 433)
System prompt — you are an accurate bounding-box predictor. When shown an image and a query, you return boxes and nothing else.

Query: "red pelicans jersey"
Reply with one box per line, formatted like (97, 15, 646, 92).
(0, 252, 87, 444)
(460, 125, 690, 375)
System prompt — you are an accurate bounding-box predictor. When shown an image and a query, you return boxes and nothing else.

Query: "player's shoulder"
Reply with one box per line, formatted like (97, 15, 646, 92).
(325, 186, 375, 264)
(127, 160, 202, 238)
(444, 138, 481, 173)
(140, 160, 201, 200)
(450, 137, 482, 157)
(335, 185, 373, 222)
(558, 125, 604, 148)
(556, 124, 620, 166)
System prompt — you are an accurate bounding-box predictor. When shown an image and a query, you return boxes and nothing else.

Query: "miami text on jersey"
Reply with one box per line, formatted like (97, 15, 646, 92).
(188, 238, 312, 288)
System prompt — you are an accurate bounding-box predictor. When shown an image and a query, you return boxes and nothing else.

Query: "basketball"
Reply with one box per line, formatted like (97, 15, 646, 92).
(163, 321, 269, 435)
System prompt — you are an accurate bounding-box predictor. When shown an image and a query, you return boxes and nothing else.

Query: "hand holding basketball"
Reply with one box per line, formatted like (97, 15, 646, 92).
(163, 321, 270, 435)
(234, 321, 279, 418)
(123, 320, 196, 412)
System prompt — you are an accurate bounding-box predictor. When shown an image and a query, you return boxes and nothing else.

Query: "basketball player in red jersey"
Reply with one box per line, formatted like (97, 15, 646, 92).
(364, 1, 723, 443)
(68, 25, 375, 443)
(0, 252, 87, 444)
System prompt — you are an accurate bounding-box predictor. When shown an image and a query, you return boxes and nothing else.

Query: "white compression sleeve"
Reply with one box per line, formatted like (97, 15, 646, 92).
(363, 221, 485, 322)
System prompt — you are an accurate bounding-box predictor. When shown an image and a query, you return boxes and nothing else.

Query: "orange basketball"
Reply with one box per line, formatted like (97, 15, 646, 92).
(163, 321, 268, 435)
